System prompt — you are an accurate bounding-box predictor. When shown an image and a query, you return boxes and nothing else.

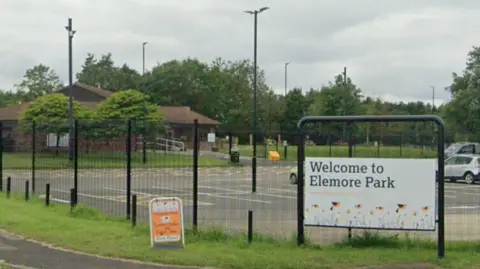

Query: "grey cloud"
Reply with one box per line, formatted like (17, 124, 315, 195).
(1, 0, 480, 103)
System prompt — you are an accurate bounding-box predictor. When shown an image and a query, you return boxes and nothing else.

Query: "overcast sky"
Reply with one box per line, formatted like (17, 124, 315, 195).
(1, 0, 480, 105)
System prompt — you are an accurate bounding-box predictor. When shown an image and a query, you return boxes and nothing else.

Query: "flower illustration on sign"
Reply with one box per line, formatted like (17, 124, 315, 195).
(414, 205, 433, 229)
(330, 202, 341, 211)
(396, 204, 407, 213)
(306, 204, 321, 214)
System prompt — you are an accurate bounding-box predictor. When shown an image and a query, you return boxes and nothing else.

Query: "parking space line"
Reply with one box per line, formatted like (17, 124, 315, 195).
(447, 205, 480, 209)
(197, 186, 251, 195)
(105, 187, 214, 206)
(240, 185, 296, 194)
(153, 186, 271, 204)
(52, 189, 114, 200)
(39, 194, 70, 204)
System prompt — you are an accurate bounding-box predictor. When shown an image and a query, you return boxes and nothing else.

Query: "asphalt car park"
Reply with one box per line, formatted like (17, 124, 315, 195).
(3, 166, 480, 243)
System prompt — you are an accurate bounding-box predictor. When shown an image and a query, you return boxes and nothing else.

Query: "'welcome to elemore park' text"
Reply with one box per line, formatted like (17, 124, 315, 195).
(307, 161, 396, 189)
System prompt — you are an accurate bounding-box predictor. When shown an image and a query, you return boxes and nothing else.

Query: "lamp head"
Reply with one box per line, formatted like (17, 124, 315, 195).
(259, 7, 269, 13)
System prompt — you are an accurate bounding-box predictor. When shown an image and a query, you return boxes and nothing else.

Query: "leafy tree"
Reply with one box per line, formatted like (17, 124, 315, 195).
(15, 64, 63, 102)
(19, 94, 92, 155)
(443, 46, 480, 141)
(280, 88, 309, 132)
(96, 89, 166, 139)
(0, 90, 21, 108)
(76, 53, 140, 92)
(142, 57, 274, 132)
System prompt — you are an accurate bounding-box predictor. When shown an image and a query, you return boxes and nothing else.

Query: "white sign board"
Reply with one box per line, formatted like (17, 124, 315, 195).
(207, 133, 216, 143)
(304, 157, 436, 231)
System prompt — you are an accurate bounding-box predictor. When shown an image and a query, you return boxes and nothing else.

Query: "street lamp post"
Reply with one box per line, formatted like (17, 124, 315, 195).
(342, 66, 347, 139)
(244, 6, 269, 193)
(284, 62, 290, 96)
(142, 42, 148, 164)
(65, 18, 76, 162)
(431, 85, 435, 113)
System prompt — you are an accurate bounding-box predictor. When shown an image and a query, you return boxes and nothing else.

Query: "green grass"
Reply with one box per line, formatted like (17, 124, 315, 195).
(221, 145, 437, 161)
(0, 194, 479, 269)
(2, 152, 232, 169)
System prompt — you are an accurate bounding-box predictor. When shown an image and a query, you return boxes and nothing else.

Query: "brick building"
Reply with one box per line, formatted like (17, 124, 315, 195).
(0, 83, 220, 153)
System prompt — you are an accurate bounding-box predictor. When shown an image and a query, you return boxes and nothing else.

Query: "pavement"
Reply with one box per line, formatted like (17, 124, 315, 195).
(4, 165, 480, 243)
(0, 230, 201, 269)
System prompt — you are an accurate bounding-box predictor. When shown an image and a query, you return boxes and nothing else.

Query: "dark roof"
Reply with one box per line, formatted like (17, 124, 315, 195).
(159, 106, 219, 125)
(56, 82, 113, 98)
(0, 83, 220, 125)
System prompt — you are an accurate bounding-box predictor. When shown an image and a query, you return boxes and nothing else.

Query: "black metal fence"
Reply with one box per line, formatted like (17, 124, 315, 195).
(0, 119, 475, 248)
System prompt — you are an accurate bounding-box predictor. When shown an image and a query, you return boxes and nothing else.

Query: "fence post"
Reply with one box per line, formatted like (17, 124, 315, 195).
(31, 121, 35, 194)
(45, 183, 50, 206)
(347, 124, 353, 239)
(126, 119, 132, 220)
(142, 120, 147, 164)
(328, 134, 332, 157)
(297, 132, 305, 246)
(6, 177, 11, 198)
(70, 188, 75, 212)
(132, 194, 137, 228)
(400, 132, 403, 157)
(228, 132, 232, 156)
(248, 210, 253, 243)
(193, 119, 199, 229)
(0, 122, 3, 192)
(25, 180, 29, 201)
(74, 119, 78, 206)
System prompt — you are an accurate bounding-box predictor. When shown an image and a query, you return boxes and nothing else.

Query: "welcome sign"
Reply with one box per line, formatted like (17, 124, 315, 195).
(304, 157, 436, 231)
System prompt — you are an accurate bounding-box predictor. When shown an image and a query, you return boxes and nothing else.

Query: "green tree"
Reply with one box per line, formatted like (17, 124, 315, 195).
(142, 57, 273, 132)
(96, 89, 166, 139)
(308, 74, 364, 141)
(19, 94, 92, 155)
(443, 46, 480, 141)
(76, 53, 140, 92)
(0, 90, 21, 108)
(15, 64, 63, 102)
(281, 88, 309, 132)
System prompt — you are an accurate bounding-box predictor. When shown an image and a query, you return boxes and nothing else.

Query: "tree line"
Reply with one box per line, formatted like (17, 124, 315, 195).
(2, 46, 480, 146)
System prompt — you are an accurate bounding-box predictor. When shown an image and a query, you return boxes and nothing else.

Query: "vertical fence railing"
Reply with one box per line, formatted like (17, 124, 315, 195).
(31, 121, 36, 193)
(73, 120, 78, 206)
(193, 119, 199, 229)
(126, 119, 132, 220)
(0, 122, 3, 192)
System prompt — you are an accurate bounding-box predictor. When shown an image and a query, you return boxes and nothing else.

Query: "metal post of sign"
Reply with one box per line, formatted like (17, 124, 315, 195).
(296, 132, 305, 246)
(296, 115, 445, 258)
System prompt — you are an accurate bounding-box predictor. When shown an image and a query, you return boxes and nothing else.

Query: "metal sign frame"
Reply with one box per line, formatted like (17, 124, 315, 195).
(296, 115, 445, 258)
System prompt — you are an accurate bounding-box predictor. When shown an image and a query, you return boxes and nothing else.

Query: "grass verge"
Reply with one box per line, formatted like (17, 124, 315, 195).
(0, 194, 479, 269)
(3, 152, 233, 169)
(221, 145, 436, 161)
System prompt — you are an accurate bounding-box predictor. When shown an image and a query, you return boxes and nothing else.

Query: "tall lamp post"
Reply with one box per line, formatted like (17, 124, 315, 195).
(65, 18, 76, 161)
(342, 66, 347, 139)
(430, 85, 435, 113)
(284, 62, 290, 96)
(244, 6, 269, 193)
(142, 42, 148, 164)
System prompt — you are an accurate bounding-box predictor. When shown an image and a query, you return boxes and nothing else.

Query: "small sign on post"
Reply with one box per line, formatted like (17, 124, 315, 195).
(149, 197, 185, 249)
(207, 133, 216, 143)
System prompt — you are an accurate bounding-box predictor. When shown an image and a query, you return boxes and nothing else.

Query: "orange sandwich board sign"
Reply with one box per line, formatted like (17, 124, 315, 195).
(148, 197, 185, 249)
